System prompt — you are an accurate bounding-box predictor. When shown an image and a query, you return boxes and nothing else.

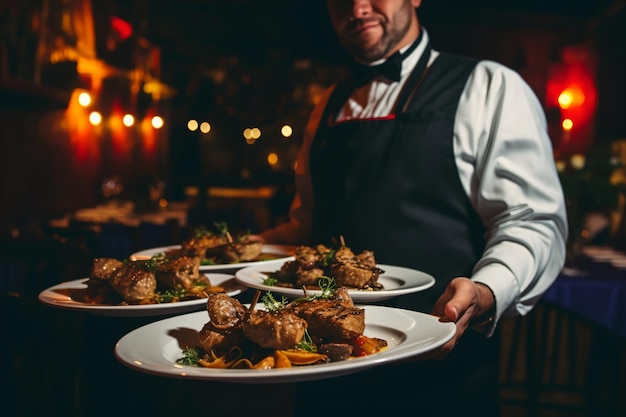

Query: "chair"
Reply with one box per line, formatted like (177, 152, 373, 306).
(498, 301, 616, 417)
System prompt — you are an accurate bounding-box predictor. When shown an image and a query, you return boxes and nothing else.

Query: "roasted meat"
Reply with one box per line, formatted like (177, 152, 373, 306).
(107, 261, 157, 303)
(285, 288, 365, 341)
(181, 234, 229, 258)
(88, 258, 156, 304)
(274, 244, 331, 287)
(274, 244, 383, 290)
(209, 240, 263, 263)
(294, 244, 333, 268)
(199, 293, 248, 354)
(198, 322, 245, 355)
(294, 267, 326, 287)
(329, 246, 384, 289)
(90, 258, 124, 281)
(205, 292, 247, 330)
(318, 343, 354, 361)
(155, 256, 208, 290)
(243, 310, 307, 350)
(198, 286, 373, 365)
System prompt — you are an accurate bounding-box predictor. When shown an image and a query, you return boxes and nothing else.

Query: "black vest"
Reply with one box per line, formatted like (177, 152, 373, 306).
(309, 49, 484, 311)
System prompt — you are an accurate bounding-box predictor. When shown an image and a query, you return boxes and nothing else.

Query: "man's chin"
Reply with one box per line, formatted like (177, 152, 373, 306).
(345, 40, 386, 62)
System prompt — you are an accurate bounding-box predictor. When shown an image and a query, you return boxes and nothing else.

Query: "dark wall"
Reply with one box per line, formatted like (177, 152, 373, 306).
(0, 89, 169, 230)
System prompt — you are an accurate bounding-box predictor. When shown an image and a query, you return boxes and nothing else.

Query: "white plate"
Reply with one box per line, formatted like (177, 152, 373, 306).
(37, 273, 245, 317)
(130, 244, 296, 273)
(114, 305, 455, 383)
(234, 259, 435, 302)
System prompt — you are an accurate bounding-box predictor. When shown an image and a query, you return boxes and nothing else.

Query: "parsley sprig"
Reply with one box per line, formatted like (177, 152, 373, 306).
(154, 288, 187, 303)
(261, 291, 288, 313)
(176, 346, 201, 366)
(295, 330, 317, 352)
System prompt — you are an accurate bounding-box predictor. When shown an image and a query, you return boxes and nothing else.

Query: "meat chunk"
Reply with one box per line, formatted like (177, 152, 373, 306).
(198, 293, 248, 354)
(181, 234, 229, 258)
(210, 240, 263, 263)
(107, 261, 157, 303)
(273, 244, 383, 290)
(155, 256, 207, 290)
(286, 293, 365, 341)
(206, 292, 247, 330)
(329, 247, 384, 289)
(243, 310, 307, 350)
(90, 258, 124, 281)
(319, 343, 354, 362)
(294, 244, 333, 268)
(198, 322, 245, 355)
(294, 267, 326, 287)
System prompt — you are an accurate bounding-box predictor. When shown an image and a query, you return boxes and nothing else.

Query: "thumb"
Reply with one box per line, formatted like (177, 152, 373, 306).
(444, 303, 460, 322)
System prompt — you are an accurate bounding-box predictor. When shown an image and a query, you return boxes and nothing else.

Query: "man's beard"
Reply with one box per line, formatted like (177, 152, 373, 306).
(340, 7, 413, 63)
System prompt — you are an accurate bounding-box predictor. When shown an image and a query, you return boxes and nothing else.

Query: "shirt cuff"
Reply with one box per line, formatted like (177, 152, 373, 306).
(471, 262, 519, 336)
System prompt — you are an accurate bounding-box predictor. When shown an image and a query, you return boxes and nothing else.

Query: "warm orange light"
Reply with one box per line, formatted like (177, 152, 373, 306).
(151, 116, 164, 129)
(558, 87, 585, 109)
(123, 114, 135, 127)
(558, 92, 573, 109)
(562, 118, 574, 131)
(281, 125, 293, 138)
(187, 119, 198, 131)
(200, 122, 211, 134)
(78, 91, 92, 107)
(267, 152, 279, 165)
(89, 111, 102, 126)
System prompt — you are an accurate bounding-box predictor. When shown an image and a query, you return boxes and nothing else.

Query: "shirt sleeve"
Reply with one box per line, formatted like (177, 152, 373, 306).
(454, 60, 569, 332)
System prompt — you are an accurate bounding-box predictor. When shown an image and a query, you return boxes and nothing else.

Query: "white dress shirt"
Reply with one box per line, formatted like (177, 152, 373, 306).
(260, 29, 568, 331)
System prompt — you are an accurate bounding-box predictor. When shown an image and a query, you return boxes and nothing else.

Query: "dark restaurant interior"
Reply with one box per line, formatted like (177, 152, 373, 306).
(1, 0, 625, 416)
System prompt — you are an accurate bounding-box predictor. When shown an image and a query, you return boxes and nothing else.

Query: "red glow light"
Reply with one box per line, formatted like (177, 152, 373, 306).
(558, 87, 585, 109)
(111, 16, 132, 40)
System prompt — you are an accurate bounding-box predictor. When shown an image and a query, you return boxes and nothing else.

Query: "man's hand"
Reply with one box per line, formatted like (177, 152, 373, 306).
(416, 278, 495, 360)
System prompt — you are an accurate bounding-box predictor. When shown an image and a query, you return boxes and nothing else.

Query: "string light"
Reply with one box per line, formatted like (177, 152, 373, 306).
(78, 91, 92, 107)
(187, 119, 198, 131)
(267, 152, 278, 165)
(558, 87, 585, 109)
(123, 114, 135, 127)
(562, 118, 574, 131)
(151, 115, 164, 129)
(281, 124, 293, 138)
(89, 111, 102, 125)
(200, 121, 211, 134)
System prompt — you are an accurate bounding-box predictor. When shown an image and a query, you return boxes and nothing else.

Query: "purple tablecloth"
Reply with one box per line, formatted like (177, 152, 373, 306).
(542, 257, 626, 339)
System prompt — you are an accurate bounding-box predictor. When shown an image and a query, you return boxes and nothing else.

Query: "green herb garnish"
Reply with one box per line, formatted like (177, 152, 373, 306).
(261, 291, 288, 313)
(154, 288, 187, 303)
(194, 226, 214, 238)
(292, 276, 337, 303)
(295, 330, 317, 352)
(319, 249, 337, 268)
(314, 276, 336, 299)
(262, 276, 278, 286)
(214, 221, 229, 236)
(176, 346, 201, 366)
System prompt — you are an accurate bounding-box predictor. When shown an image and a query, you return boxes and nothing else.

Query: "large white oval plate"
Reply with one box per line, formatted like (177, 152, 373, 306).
(130, 244, 296, 273)
(114, 305, 455, 383)
(37, 273, 245, 317)
(234, 259, 435, 302)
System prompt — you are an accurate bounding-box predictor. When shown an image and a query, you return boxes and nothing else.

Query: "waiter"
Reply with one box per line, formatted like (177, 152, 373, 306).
(255, 1, 568, 415)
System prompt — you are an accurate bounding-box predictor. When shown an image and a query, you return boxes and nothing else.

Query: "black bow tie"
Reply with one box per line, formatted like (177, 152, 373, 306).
(352, 53, 403, 87)
(350, 33, 422, 87)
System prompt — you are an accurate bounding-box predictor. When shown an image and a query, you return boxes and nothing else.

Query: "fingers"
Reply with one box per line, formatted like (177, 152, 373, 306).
(432, 277, 477, 322)
(423, 278, 483, 360)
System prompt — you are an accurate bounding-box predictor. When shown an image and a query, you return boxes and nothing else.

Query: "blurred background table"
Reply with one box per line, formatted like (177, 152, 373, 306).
(46, 200, 189, 259)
